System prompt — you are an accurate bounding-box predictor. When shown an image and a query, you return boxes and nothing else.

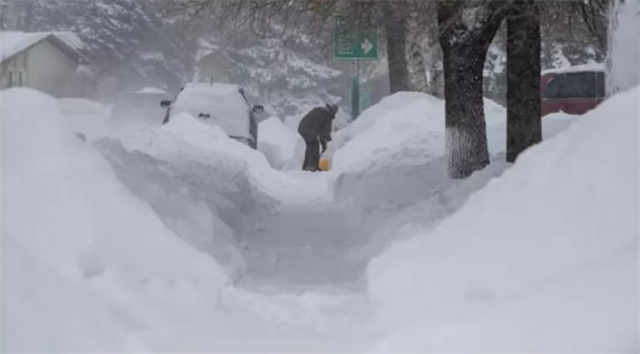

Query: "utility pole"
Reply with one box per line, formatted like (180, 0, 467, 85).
(352, 61, 360, 120)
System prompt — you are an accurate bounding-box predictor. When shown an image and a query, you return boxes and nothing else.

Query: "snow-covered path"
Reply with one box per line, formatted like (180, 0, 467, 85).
(239, 199, 366, 290)
(137, 172, 375, 353)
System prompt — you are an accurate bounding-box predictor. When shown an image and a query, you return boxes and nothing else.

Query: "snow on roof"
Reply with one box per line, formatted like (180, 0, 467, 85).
(172, 83, 249, 139)
(1, 31, 84, 63)
(542, 62, 606, 76)
(183, 83, 242, 96)
(137, 87, 168, 95)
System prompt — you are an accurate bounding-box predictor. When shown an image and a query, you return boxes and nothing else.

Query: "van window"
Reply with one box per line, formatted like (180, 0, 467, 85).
(543, 71, 605, 99)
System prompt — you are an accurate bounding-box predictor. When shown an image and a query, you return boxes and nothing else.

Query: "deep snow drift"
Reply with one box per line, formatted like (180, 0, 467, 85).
(1, 89, 229, 351)
(366, 87, 639, 352)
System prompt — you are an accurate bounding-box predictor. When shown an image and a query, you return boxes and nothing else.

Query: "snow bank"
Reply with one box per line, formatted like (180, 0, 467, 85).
(329, 93, 511, 171)
(59, 97, 110, 140)
(258, 116, 305, 170)
(328, 92, 578, 209)
(129, 113, 286, 198)
(328, 93, 509, 209)
(2, 89, 229, 352)
(367, 87, 639, 352)
(119, 113, 330, 214)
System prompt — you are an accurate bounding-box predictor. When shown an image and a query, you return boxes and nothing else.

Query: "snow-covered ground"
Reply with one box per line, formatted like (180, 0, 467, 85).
(2, 82, 637, 352)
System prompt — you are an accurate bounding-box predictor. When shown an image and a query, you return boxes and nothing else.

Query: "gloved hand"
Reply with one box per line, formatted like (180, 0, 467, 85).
(320, 139, 328, 153)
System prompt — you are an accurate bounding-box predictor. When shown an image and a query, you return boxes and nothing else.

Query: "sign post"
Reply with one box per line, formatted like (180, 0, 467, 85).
(333, 18, 379, 120)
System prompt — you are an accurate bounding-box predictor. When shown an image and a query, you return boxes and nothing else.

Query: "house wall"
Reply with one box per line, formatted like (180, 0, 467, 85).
(1, 39, 80, 97)
(25, 39, 80, 97)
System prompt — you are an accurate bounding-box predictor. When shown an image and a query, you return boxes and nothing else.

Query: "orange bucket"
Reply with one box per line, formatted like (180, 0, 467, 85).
(319, 158, 331, 171)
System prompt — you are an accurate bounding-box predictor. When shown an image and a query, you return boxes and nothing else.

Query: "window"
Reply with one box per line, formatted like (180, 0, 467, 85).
(543, 76, 562, 99)
(543, 71, 605, 99)
(8, 70, 14, 87)
(595, 71, 606, 98)
(18, 71, 24, 86)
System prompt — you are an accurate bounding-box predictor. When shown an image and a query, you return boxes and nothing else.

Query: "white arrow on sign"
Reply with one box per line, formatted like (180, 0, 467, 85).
(361, 38, 373, 55)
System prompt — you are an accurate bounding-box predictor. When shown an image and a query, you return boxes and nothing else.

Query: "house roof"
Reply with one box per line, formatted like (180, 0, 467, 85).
(0, 31, 88, 64)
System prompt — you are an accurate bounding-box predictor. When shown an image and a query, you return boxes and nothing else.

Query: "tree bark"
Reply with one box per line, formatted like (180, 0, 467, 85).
(438, 1, 506, 179)
(382, 1, 410, 94)
(506, 0, 542, 163)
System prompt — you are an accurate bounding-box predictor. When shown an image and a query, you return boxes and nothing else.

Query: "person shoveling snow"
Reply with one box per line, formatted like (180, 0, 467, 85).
(297, 103, 338, 172)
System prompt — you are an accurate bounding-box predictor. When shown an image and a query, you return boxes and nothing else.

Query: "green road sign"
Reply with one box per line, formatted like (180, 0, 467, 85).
(333, 18, 379, 60)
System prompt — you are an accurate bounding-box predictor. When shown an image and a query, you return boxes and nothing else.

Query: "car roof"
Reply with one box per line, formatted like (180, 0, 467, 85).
(541, 63, 605, 76)
(137, 87, 168, 95)
(182, 83, 243, 96)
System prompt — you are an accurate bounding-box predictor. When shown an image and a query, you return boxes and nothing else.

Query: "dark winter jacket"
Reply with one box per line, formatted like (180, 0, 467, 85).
(297, 107, 335, 142)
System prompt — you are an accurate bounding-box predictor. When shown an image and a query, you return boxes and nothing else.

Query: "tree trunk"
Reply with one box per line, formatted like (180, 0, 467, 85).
(441, 46, 491, 179)
(382, 1, 410, 94)
(506, 0, 542, 163)
(438, 1, 506, 179)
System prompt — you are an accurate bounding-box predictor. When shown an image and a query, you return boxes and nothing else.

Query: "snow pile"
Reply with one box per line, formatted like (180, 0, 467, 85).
(118, 113, 330, 214)
(330, 93, 447, 175)
(329, 93, 507, 172)
(258, 116, 305, 170)
(59, 97, 110, 140)
(115, 112, 277, 229)
(367, 87, 639, 352)
(136, 112, 281, 194)
(1, 88, 229, 352)
(327, 91, 580, 209)
(327, 93, 509, 208)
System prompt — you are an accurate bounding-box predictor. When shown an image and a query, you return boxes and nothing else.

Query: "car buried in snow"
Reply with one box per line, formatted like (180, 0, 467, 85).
(541, 63, 606, 117)
(161, 83, 263, 149)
